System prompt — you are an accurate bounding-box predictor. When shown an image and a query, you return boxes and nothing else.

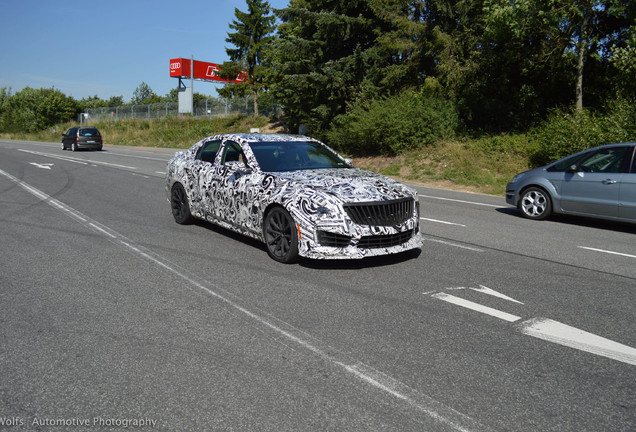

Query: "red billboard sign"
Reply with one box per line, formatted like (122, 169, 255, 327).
(170, 58, 247, 84)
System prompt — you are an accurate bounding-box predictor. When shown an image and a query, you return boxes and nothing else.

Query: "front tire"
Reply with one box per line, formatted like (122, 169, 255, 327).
(171, 183, 194, 225)
(263, 206, 299, 263)
(519, 187, 552, 220)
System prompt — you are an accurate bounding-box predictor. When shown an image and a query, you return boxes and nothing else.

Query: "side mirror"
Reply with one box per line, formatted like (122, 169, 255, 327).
(565, 164, 579, 174)
(344, 158, 353, 167)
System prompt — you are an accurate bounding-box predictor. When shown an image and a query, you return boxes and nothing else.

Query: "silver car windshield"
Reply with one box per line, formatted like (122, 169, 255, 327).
(249, 141, 350, 172)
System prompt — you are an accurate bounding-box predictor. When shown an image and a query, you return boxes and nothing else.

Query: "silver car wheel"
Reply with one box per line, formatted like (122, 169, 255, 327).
(519, 187, 551, 220)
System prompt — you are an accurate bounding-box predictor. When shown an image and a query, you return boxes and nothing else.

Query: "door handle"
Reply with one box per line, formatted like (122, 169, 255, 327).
(602, 179, 617, 184)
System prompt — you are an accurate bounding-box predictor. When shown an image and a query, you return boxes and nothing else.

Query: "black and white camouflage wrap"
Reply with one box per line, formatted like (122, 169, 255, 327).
(166, 133, 423, 259)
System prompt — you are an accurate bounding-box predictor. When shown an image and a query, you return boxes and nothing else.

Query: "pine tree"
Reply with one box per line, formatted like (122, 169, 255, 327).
(224, 0, 276, 116)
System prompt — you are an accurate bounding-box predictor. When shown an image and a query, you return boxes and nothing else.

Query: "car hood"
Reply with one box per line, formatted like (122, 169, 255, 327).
(272, 168, 415, 203)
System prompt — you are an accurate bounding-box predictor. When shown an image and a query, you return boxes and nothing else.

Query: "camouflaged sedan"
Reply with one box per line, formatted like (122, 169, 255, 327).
(166, 133, 423, 263)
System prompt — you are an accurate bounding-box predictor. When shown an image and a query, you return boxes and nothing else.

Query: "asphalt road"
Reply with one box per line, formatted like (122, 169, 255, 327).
(1, 139, 634, 432)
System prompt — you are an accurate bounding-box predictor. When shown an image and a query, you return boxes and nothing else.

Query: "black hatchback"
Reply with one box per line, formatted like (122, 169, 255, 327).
(62, 127, 103, 151)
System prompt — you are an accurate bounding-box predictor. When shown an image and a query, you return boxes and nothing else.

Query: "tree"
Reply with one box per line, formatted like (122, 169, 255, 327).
(78, 95, 109, 111)
(131, 82, 161, 104)
(224, 0, 276, 115)
(480, 0, 636, 118)
(107, 95, 125, 107)
(0, 87, 77, 133)
(272, 0, 381, 134)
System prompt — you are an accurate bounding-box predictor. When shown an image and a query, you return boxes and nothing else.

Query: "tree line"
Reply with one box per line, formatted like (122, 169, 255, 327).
(0, 83, 222, 133)
(223, 0, 634, 155)
(2, 0, 634, 157)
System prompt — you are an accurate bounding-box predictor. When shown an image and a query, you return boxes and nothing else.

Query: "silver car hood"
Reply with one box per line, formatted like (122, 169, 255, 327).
(273, 168, 415, 203)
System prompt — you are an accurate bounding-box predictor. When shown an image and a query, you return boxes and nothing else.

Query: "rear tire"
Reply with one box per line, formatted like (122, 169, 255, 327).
(519, 187, 552, 220)
(263, 206, 299, 263)
(171, 183, 194, 225)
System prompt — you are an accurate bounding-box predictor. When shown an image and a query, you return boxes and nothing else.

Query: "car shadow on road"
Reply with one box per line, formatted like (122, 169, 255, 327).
(496, 208, 636, 234)
(193, 220, 423, 268)
(298, 248, 422, 270)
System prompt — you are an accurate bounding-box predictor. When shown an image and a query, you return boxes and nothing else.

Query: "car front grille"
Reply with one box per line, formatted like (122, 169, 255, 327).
(358, 231, 414, 249)
(316, 230, 414, 249)
(343, 197, 414, 226)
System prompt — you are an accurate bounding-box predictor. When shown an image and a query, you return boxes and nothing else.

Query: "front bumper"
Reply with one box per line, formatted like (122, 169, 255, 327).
(505, 183, 517, 206)
(300, 232, 423, 259)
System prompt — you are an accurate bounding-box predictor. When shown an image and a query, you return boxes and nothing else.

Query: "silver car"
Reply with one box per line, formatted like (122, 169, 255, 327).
(506, 142, 636, 223)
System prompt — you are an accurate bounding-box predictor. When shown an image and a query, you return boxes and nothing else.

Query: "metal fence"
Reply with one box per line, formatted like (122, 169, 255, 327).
(83, 96, 283, 122)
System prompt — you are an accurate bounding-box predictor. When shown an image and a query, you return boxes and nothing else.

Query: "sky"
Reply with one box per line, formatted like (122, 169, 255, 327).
(0, 0, 289, 102)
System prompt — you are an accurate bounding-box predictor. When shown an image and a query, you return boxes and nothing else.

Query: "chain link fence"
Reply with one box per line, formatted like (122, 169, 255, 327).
(83, 96, 283, 122)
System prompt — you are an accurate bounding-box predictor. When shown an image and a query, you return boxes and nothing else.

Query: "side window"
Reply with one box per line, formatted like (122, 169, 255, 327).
(195, 140, 221, 163)
(67, 127, 78, 136)
(221, 141, 248, 166)
(631, 148, 636, 173)
(547, 151, 591, 172)
(578, 146, 630, 173)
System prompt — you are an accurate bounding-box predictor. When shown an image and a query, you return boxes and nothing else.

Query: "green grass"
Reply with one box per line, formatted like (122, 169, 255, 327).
(1, 116, 535, 195)
(357, 135, 535, 195)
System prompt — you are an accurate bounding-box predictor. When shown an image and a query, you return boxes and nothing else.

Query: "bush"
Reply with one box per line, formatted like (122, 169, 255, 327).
(530, 97, 636, 166)
(0, 87, 78, 133)
(326, 89, 460, 156)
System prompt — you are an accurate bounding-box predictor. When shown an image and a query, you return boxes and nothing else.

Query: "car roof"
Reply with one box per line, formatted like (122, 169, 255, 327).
(210, 133, 317, 143)
(591, 142, 635, 149)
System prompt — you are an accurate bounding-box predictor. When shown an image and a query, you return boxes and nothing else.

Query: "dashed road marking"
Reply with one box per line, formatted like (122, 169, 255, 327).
(420, 217, 466, 227)
(578, 246, 636, 260)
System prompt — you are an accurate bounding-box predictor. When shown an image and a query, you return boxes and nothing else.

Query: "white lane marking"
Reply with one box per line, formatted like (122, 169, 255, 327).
(19, 149, 87, 165)
(29, 162, 53, 170)
(419, 194, 500, 208)
(471, 285, 524, 304)
(420, 217, 466, 227)
(444, 286, 523, 304)
(432, 293, 522, 322)
(518, 318, 636, 366)
(106, 151, 169, 162)
(0, 168, 488, 432)
(423, 237, 484, 252)
(18, 149, 136, 170)
(578, 246, 636, 260)
(429, 290, 636, 366)
(340, 363, 479, 432)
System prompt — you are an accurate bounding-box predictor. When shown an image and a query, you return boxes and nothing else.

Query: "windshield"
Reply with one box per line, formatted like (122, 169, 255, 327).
(249, 141, 350, 172)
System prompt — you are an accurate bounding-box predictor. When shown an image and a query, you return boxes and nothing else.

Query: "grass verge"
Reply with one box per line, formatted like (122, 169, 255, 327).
(1, 116, 535, 195)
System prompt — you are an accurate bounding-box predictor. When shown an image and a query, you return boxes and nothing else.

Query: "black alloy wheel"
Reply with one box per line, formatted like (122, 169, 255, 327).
(264, 206, 299, 263)
(171, 183, 194, 225)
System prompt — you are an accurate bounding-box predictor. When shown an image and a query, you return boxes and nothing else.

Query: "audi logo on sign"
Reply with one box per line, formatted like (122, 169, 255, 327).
(170, 62, 181, 70)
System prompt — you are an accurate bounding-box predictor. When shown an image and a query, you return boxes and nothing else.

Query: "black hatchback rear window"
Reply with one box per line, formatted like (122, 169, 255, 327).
(79, 128, 100, 137)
